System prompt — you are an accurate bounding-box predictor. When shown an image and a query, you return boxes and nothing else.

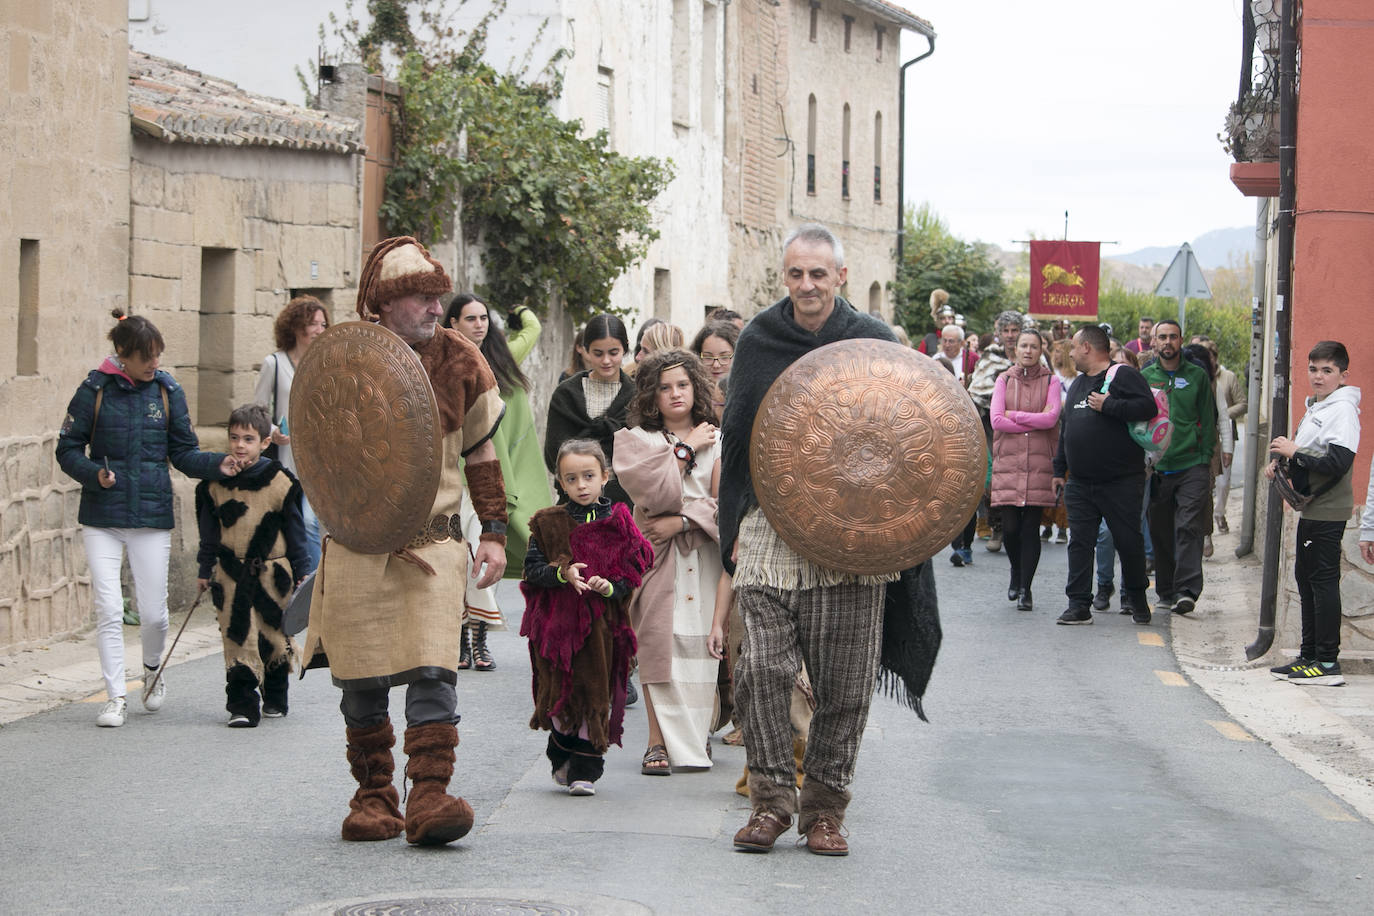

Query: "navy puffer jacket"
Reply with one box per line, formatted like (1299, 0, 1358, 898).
(56, 367, 226, 530)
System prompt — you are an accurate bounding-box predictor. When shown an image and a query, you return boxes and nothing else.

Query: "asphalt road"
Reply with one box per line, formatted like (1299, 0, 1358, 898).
(1, 540, 1370, 915)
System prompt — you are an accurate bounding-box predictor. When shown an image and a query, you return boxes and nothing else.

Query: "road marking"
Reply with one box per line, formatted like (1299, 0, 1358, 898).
(1154, 670, 1188, 686)
(82, 679, 147, 703)
(1206, 720, 1255, 741)
(1137, 632, 1165, 647)
(1297, 792, 1359, 822)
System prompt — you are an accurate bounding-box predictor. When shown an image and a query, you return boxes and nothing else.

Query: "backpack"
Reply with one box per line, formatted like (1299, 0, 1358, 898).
(1102, 364, 1172, 459)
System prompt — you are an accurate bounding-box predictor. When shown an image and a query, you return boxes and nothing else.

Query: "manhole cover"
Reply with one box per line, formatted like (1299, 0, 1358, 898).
(334, 900, 578, 916)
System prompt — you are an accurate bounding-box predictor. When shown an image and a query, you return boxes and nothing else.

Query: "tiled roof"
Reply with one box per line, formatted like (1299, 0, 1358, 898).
(128, 49, 363, 154)
(851, 0, 935, 35)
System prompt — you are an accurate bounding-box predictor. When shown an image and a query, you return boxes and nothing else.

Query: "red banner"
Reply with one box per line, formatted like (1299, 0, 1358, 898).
(1028, 240, 1100, 320)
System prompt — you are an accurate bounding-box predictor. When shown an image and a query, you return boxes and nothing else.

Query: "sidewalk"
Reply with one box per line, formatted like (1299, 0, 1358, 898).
(1169, 526, 1374, 822)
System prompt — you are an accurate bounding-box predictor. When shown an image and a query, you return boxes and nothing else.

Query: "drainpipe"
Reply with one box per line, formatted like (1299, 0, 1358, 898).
(1246, 0, 1297, 661)
(895, 29, 937, 267)
(1236, 196, 1268, 557)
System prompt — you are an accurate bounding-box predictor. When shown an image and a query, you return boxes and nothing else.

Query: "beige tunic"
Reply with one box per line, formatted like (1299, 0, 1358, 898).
(301, 328, 504, 688)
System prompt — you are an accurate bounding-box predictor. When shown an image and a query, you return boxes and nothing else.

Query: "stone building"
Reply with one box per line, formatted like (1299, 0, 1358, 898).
(724, 0, 935, 317)
(0, 1, 131, 651)
(126, 49, 364, 612)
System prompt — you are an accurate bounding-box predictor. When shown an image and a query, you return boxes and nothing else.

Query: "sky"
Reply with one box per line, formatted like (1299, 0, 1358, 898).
(897, 0, 1257, 254)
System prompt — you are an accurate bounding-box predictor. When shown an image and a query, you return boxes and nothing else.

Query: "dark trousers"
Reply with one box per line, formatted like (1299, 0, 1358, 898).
(1065, 475, 1149, 608)
(1147, 464, 1210, 600)
(1295, 518, 1345, 663)
(339, 678, 459, 729)
(1001, 505, 1047, 591)
(225, 662, 289, 724)
(547, 729, 605, 784)
(950, 513, 977, 551)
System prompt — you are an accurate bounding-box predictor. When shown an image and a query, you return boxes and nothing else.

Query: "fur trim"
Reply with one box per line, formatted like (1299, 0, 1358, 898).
(747, 770, 798, 818)
(929, 288, 950, 321)
(798, 778, 851, 833)
(414, 327, 495, 436)
(463, 459, 508, 537)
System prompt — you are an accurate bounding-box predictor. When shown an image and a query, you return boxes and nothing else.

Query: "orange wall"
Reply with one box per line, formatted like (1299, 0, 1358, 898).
(1292, 0, 1374, 505)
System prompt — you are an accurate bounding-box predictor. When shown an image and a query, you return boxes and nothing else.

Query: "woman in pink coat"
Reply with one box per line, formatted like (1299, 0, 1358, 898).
(990, 329, 1063, 611)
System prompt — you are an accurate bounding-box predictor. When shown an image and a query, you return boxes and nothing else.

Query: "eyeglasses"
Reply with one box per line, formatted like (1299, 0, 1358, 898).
(701, 353, 734, 366)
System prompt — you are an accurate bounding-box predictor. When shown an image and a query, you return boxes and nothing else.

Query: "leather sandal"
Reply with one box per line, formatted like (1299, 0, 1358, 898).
(641, 744, 671, 775)
(457, 624, 472, 670)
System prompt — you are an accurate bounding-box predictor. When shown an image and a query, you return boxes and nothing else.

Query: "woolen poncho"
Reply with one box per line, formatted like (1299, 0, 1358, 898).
(718, 295, 943, 719)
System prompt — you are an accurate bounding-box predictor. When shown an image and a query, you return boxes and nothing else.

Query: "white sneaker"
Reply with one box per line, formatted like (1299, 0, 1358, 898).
(142, 668, 166, 712)
(96, 697, 127, 728)
(568, 780, 596, 796)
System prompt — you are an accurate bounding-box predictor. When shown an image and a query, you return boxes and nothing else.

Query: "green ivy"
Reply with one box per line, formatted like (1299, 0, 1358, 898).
(314, 1, 673, 326)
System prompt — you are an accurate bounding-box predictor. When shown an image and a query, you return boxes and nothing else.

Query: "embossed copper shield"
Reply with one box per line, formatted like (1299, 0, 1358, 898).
(750, 339, 985, 575)
(289, 321, 442, 555)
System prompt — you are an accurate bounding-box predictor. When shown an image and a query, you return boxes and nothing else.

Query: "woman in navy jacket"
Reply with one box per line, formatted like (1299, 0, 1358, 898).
(57, 310, 239, 728)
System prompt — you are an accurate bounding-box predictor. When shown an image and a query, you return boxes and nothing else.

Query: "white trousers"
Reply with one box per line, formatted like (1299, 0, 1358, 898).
(1214, 462, 1233, 520)
(82, 526, 171, 699)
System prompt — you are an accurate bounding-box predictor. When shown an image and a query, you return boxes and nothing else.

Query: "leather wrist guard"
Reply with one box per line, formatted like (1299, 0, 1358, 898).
(464, 460, 508, 545)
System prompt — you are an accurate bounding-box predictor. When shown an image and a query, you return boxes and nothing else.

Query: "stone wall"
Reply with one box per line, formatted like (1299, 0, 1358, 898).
(0, 0, 130, 650)
(127, 137, 361, 610)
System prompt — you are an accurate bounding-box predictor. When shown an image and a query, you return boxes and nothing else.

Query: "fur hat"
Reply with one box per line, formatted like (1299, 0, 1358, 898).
(355, 237, 452, 321)
(928, 288, 950, 322)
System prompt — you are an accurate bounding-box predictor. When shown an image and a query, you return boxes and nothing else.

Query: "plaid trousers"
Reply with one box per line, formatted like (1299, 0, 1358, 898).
(734, 582, 885, 791)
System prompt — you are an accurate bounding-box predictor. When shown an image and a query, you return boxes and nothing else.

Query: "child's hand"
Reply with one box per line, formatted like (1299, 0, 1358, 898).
(97, 468, 116, 488)
(563, 562, 590, 593)
(219, 455, 244, 477)
(585, 575, 613, 597)
(196, 578, 209, 593)
(1269, 436, 1297, 459)
(643, 514, 682, 547)
(1263, 457, 1278, 480)
(685, 422, 718, 452)
(707, 623, 726, 660)
(1361, 540, 1374, 566)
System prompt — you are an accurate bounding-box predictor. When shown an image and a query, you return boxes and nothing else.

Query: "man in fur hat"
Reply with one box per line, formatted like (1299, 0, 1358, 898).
(300, 237, 508, 846)
(916, 288, 955, 355)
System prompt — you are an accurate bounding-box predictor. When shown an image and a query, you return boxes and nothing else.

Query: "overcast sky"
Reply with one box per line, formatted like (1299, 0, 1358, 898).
(898, 0, 1257, 254)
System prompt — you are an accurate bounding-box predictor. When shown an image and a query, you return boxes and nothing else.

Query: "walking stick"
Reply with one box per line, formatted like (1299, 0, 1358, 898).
(142, 590, 205, 704)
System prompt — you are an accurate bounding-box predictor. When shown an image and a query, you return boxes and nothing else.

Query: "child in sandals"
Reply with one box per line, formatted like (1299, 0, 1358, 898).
(521, 439, 653, 795)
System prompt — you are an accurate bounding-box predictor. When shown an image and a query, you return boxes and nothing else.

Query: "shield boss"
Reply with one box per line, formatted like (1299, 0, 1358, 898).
(289, 321, 443, 555)
(750, 339, 985, 575)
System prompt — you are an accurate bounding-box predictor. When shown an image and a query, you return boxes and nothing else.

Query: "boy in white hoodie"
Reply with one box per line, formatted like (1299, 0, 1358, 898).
(1265, 340, 1360, 686)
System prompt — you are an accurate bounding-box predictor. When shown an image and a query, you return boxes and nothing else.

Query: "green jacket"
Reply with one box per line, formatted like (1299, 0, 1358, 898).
(1142, 358, 1216, 472)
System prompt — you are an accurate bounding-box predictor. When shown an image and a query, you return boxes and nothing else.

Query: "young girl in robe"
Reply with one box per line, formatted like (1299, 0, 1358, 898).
(521, 440, 653, 795)
(613, 349, 724, 774)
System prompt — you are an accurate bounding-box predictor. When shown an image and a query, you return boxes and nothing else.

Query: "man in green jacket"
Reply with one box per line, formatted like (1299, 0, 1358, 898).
(1142, 319, 1217, 615)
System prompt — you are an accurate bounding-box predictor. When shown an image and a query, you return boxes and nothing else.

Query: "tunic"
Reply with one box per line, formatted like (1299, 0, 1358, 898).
(300, 328, 505, 689)
(614, 426, 724, 768)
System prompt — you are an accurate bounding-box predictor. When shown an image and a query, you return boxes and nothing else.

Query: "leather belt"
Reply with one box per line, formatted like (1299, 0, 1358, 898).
(404, 514, 464, 551)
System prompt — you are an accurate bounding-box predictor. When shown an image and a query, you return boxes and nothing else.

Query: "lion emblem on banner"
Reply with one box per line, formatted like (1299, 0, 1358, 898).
(1041, 264, 1087, 289)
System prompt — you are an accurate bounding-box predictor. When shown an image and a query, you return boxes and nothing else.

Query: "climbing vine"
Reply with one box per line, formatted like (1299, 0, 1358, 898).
(308, 0, 673, 324)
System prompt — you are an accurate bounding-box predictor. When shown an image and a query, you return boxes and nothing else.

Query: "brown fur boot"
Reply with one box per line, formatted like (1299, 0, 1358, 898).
(341, 719, 405, 842)
(798, 778, 851, 834)
(402, 722, 475, 845)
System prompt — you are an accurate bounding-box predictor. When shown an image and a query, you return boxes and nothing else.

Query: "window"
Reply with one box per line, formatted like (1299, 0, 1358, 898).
(876, 26, 885, 61)
(809, 2, 820, 42)
(869, 282, 882, 315)
(198, 248, 237, 425)
(873, 112, 883, 202)
(596, 67, 615, 143)
(17, 240, 39, 376)
(841, 103, 851, 200)
(806, 94, 817, 196)
(843, 15, 853, 52)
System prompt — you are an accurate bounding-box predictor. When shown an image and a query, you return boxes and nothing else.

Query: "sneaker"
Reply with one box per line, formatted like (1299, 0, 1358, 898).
(1154, 594, 1176, 613)
(227, 714, 256, 728)
(262, 706, 286, 719)
(142, 667, 166, 712)
(568, 780, 596, 796)
(1287, 661, 1346, 686)
(1050, 529, 1067, 545)
(958, 547, 973, 566)
(625, 678, 638, 708)
(1171, 594, 1196, 616)
(96, 697, 127, 728)
(1145, 557, 1155, 577)
(1131, 605, 1152, 625)
(986, 533, 1002, 553)
(1041, 526, 1052, 541)
(1056, 606, 1093, 625)
(1269, 658, 1311, 680)
(553, 761, 570, 787)
(1092, 583, 1115, 611)
(950, 550, 965, 568)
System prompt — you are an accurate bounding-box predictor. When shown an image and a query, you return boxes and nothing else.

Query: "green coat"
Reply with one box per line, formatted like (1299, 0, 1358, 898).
(493, 307, 554, 573)
(1142, 357, 1217, 472)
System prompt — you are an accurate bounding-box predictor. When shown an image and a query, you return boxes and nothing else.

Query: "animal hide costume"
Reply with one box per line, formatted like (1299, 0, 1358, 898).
(520, 501, 652, 753)
(196, 458, 311, 719)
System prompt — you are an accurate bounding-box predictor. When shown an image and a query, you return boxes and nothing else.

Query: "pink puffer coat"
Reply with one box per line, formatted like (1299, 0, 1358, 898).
(989, 364, 1062, 508)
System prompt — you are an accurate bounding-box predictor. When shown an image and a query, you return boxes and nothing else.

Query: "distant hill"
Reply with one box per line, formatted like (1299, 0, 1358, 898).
(1113, 227, 1253, 270)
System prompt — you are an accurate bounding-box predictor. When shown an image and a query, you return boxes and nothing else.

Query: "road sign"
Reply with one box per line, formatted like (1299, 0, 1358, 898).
(1154, 243, 1211, 325)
